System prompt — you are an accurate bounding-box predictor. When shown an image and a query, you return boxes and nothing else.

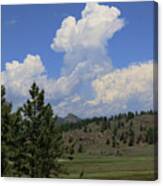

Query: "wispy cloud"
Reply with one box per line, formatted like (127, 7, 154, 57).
(6, 19, 18, 26)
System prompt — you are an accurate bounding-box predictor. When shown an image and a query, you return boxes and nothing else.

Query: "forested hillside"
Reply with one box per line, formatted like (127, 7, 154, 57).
(62, 111, 157, 156)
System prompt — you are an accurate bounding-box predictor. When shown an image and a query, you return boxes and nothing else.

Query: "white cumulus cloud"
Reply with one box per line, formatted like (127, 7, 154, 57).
(51, 2, 124, 77)
(51, 2, 124, 51)
(1, 55, 46, 98)
(90, 61, 154, 107)
(53, 61, 155, 118)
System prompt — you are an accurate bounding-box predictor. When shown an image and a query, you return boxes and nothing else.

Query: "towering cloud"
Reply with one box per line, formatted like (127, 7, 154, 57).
(51, 2, 124, 76)
(51, 3, 124, 51)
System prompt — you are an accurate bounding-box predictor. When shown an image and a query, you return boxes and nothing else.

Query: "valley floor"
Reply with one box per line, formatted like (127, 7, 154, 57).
(59, 145, 157, 180)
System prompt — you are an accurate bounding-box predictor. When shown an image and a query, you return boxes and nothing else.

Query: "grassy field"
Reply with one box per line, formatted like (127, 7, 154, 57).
(59, 145, 157, 180)
(59, 113, 157, 180)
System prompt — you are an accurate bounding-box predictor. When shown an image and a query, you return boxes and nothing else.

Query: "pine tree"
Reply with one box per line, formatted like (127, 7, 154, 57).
(106, 138, 110, 145)
(146, 127, 154, 144)
(37, 104, 64, 177)
(128, 128, 135, 146)
(1, 85, 14, 176)
(19, 82, 64, 177)
(112, 135, 116, 148)
(1, 85, 31, 177)
(127, 112, 134, 121)
(83, 126, 87, 133)
(11, 110, 30, 177)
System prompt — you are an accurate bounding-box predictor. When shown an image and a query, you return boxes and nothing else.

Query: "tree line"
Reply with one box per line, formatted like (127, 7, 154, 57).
(60, 109, 157, 133)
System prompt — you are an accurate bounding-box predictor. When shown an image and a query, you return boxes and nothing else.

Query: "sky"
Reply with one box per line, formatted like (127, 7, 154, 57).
(1, 1, 157, 118)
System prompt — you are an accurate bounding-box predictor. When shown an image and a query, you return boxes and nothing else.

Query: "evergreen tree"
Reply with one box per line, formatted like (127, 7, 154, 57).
(127, 112, 134, 120)
(101, 124, 106, 133)
(128, 128, 135, 146)
(1, 85, 31, 176)
(113, 125, 118, 136)
(1, 85, 15, 176)
(146, 127, 154, 144)
(19, 83, 64, 177)
(136, 134, 143, 144)
(106, 138, 110, 145)
(83, 126, 88, 133)
(119, 132, 124, 142)
(112, 135, 116, 148)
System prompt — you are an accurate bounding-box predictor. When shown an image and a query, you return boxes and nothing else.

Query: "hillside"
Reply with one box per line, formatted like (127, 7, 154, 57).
(62, 111, 157, 156)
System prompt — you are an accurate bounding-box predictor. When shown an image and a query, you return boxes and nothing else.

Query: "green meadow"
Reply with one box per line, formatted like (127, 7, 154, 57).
(60, 145, 157, 180)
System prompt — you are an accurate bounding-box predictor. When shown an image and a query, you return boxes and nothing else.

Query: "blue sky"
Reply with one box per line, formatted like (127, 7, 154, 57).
(2, 1, 155, 77)
(1, 2, 157, 117)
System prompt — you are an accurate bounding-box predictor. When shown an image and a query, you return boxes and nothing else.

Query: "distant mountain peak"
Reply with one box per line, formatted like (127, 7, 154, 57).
(64, 113, 81, 124)
(55, 113, 81, 125)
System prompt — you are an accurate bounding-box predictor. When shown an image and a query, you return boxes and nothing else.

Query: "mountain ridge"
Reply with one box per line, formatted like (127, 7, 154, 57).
(56, 113, 81, 125)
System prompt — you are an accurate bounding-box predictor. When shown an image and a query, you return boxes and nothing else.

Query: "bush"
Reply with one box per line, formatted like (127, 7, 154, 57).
(106, 138, 110, 145)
